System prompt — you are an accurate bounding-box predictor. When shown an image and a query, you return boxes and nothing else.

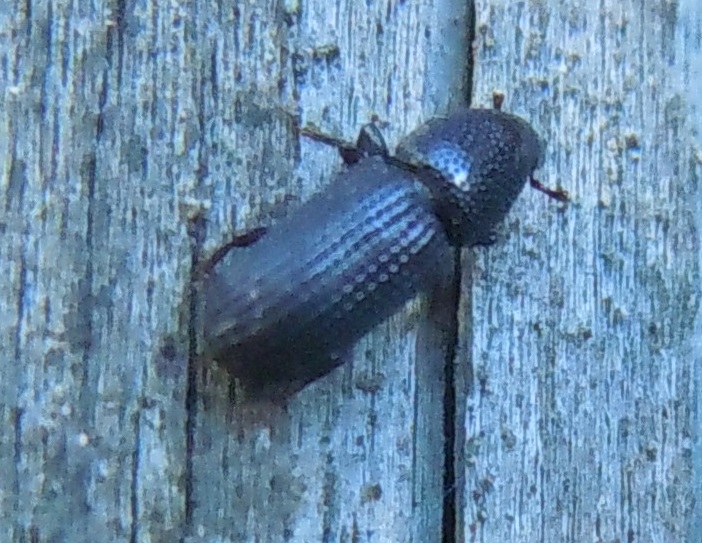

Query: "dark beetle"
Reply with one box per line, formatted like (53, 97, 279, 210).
(200, 108, 545, 392)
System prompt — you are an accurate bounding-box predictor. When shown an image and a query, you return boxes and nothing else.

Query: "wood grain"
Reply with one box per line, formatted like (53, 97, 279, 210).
(459, 1, 701, 541)
(1, 0, 699, 542)
(0, 0, 468, 541)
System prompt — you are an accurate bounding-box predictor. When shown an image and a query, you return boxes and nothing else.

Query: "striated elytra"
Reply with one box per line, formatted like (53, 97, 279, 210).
(200, 108, 545, 392)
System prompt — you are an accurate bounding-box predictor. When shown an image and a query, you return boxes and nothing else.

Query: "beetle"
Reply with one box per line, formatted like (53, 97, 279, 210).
(199, 107, 564, 393)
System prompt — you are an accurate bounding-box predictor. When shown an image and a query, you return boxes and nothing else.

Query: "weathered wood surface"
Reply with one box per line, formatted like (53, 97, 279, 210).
(459, 0, 702, 542)
(1, 0, 700, 542)
(1, 0, 468, 541)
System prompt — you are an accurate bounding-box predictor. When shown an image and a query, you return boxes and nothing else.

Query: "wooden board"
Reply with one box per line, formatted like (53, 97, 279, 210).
(1, 0, 700, 542)
(458, 0, 701, 541)
(0, 0, 469, 541)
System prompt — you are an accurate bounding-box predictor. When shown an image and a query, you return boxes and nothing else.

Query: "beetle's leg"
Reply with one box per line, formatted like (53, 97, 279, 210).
(196, 227, 268, 279)
(530, 177, 570, 202)
(300, 121, 389, 165)
(299, 126, 359, 163)
(354, 123, 390, 159)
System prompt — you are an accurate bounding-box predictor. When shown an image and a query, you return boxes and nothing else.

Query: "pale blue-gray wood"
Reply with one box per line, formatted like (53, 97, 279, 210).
(0, 0, 468, 541)
(460, 1, 701, 542)
(1, 0, 699, 541)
